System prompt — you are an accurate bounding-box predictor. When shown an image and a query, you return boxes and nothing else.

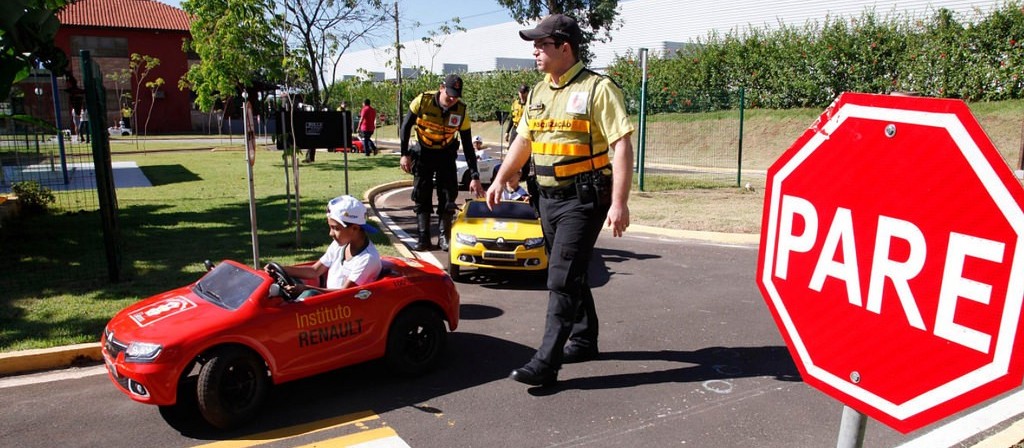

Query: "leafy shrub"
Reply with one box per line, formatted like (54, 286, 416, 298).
(11, 181, 56, 215)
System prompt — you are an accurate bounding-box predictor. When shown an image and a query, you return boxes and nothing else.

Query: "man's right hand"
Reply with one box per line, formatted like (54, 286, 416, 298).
(400, 155, 412, 174)
(485, 181, 504, 210)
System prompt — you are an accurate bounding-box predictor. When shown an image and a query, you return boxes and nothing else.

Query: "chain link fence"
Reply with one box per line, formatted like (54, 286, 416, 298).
(0, 127, 100, 212)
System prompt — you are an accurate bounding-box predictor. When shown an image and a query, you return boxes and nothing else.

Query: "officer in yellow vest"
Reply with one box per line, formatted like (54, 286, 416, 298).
(399, 74, 484, 251)
(506, 83, 540, 211)
(486, 14, 635, 387)
(505, 84, 529, 143)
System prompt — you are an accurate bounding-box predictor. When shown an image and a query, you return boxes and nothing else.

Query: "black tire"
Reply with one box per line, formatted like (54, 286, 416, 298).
(385, 306, 447, 376)
(449, 262, 462, 282)
(196, 347, 269, 429)
(158, 375, 202, 431)
(491, 165, 500, 185)
(461, 171, 471, 191)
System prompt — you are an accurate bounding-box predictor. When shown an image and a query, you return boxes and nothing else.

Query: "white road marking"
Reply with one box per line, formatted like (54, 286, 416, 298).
(896, 388, 1024, 448)
(0, 365, 105, 389)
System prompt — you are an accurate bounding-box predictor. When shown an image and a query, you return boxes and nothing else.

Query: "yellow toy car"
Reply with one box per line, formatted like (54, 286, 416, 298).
(448, 198, 547, 281)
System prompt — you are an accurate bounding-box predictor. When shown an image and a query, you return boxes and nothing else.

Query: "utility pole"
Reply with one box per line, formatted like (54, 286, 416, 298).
(394, 1, 402, 138)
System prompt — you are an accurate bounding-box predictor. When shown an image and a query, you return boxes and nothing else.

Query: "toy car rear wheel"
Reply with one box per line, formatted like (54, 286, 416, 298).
(461, 171, 472, 191)
(385, 306, 446, 376)
(197, 346, 269, 429)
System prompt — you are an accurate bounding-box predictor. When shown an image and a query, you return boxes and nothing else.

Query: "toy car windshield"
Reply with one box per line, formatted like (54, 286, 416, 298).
(465, 201, 537, 220)
(192, 263, 264, 310)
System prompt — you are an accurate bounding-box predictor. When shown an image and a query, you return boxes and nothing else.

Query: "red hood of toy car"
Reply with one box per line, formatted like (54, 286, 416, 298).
(105, 283, 253, 346)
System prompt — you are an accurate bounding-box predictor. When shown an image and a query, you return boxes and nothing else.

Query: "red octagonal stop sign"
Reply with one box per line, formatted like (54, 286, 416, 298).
(756, 92, 1024, 433)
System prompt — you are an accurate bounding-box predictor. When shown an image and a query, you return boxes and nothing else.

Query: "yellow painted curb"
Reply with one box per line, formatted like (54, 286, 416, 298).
(365, 179, 415, 259)
(0, 343, 101, 376)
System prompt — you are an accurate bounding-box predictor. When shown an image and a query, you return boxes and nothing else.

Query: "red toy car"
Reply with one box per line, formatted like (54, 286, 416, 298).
(100, 257, 458, 429)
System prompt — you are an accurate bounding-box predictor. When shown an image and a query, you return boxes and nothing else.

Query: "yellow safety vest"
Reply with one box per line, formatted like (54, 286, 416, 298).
(526, 70, 611, 188)
(411, 91, 467, 150)
(510, 99, 525, 128)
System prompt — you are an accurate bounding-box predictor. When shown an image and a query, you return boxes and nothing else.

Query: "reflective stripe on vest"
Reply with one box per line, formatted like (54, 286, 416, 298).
(413, 91, 464, 149)
(534, 153, 610, 179)
(526, 71, 610, 188)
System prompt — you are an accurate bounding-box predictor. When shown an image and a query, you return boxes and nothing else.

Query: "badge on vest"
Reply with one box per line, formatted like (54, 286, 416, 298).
(447, 114, 463, 127)
(567, 92, 589, 115)
(528, 102, 545, 112)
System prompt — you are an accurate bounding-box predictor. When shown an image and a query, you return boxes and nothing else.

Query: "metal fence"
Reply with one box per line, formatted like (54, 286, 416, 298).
(0, 128, 100, 212)
(633, 48, 748, 192)
(2, 50, 121, 282)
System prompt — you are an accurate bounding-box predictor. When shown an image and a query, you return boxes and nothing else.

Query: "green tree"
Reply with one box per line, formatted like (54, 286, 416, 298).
(495, 0, 622, 64)
(128, 53, 159, 137)
(281, 0, 390, 109)
(180, 0, 284, 113)
(0, 0, 69, 119)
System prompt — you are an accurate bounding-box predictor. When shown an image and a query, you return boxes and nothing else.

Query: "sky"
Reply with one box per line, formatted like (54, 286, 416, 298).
(158, 0, 517, 51)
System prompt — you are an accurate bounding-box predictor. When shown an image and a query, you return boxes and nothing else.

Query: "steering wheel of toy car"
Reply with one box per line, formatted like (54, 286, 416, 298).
(265, 262, 300, 300)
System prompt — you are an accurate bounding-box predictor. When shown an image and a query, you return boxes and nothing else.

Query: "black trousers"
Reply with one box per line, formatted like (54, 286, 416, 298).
(411, 150, 458, 216)
(528, 187, 610, 371)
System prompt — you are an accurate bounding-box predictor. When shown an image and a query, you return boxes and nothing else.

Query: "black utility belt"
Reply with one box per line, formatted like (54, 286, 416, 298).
(539, 172, 612, 204)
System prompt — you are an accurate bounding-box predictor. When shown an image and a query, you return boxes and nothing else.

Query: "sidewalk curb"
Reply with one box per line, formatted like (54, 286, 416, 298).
(0, 343, 102, 376)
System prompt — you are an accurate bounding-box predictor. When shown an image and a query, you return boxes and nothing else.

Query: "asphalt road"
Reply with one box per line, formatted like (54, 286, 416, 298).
(1, 187, 1021, 447)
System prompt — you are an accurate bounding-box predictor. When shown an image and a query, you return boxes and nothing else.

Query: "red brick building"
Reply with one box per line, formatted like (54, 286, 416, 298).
(53, 0, 195, 133)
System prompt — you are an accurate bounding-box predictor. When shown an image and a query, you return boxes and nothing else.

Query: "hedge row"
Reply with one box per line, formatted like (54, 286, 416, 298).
(329, 3, 1024, 118)
(330, 69, 542, 124)
(606, 2, 1024, 112)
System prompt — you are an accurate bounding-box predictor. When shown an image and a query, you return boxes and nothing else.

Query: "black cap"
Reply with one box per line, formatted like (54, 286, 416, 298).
(519, 14, 582, 45)
(444, 74, 463, 98)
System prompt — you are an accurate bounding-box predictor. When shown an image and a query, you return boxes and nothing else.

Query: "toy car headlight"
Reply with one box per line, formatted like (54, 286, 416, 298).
(455, 232, 476, 246)
(524, 237, 545, 249)
(125, 342, 162, 362)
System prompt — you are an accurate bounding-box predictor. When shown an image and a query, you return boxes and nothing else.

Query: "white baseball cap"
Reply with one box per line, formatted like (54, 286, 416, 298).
(473, 135, 483, 143)
(326, 195, 377, 233)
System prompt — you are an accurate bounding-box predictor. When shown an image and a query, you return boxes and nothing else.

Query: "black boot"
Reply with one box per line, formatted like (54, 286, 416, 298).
(438, 213, 453, 251)
(413, 214, 432, 251)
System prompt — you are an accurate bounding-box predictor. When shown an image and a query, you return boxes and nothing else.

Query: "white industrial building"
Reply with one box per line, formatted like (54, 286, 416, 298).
(337, 0, 1003, 80)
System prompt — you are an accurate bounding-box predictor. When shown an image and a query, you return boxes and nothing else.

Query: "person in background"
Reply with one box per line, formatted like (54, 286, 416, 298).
(507, 83, 539, 211)
(486, 14, 635, 387)
(399, 74, 484, 251)
(71, 107, 81, 142)
(78, 108, 90, 143)
(506, 84, 529, 144)
(359, 99, 378, 156)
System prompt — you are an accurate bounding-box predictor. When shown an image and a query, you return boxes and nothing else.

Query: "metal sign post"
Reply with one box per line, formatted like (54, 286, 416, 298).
(242, 91, 260, 269)
(836, 406, 866, 448)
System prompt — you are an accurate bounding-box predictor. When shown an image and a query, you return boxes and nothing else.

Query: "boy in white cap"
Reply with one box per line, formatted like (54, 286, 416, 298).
(270, 195, 382, 297)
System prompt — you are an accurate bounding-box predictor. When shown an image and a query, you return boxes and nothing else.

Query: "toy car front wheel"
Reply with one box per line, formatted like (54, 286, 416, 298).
(158, 375, 200, 430)
(448, 262, 462, 282)
(197, 346, 269, 429)
(386, 306, 447, 376)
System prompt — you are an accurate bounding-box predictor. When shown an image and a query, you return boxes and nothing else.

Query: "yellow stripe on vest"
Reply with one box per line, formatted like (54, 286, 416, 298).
(531, 141, 592, 156)
(528, 118, 590, 133)
(552, 153, 610, 179)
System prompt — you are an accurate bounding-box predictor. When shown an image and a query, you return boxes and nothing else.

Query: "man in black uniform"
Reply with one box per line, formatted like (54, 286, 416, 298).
(486, 14, 635, 387)
(400, 74, 484, 251)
